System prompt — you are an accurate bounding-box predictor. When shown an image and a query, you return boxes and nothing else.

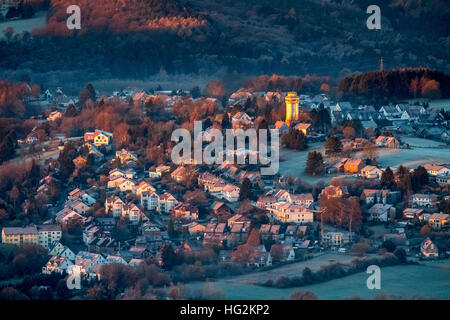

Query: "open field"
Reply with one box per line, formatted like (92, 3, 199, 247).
(189, 260, 450, 300)
(0, 11, 47, 37)
(214, 253, 376, 285)
(278, 143, 355, 185)
(372, 137, 450, 169)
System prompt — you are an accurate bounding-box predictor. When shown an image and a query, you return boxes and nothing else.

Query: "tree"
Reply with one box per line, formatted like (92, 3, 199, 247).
(420, 225, 431, 236)
(352, 242, 369, 257)
(78, 83, 96, 107)
(161, 244, 182, 270)
(221, 112, 231, 129)
(205, 80, 226, 98)
(8, 185, 20, 209)
(246, 228, 261, 246)
(362, 142, 378, 160)
(343, 126, 355, 139)
(281, 128, 307, 150)
(412, 166, 428, 192)
(324, 135, 342, 156)
(269, 243, 284, 263)
(305, 151, 324, 176)
(191, 86, 201, 99)
(381, 166, 395, 188)
(239, 178, 252, 200)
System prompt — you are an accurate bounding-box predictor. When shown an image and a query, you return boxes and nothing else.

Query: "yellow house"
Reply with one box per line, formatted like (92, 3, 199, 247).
(116, 149, 138, 164)
(2, 226, 39, 246)
(93, 130, 113, 146)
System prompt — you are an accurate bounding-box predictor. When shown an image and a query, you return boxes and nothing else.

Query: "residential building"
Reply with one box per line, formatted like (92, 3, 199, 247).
(2, 226, 38, 246)
(428, 213, 449, 231)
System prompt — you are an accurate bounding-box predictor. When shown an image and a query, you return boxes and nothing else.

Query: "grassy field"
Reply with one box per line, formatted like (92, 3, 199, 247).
(0, 11, 47, 38)
(189, 260, 450, 300)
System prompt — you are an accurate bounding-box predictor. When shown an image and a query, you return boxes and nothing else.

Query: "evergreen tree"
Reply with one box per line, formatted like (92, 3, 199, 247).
(324, 135, 342, 156)
(381, 166, 395, 188)
(239, 178, 252, 200)
(305, 151, 325, 176)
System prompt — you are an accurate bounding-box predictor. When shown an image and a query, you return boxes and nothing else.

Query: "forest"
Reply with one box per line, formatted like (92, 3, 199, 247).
(0, 0, 449, 83)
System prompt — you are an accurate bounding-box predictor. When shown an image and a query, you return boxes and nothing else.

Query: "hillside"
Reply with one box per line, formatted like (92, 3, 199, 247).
(0, 0, 448, 82)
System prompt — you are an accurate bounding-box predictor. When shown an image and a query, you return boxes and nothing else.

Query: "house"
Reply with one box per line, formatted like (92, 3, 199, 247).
(368, 204, 395, 222)
(428, 213, 449, 231)
(333, 102, 352, 112)
(73, 156, 87, 168)
(49, 244, 76, 262)
(116, 148, 138, 164)
(66, 198, 91, 215)
(231, 111, 252, 124)
(105, 196, 125, 217)
(361, 189, 401, 205)
(269, 202, 314, 224)
(323, 231, 355, 247)
(42, 256, 74, 275)
(274, 121, 289, 135)
(170, 166, 190, 182)
(436, 172, 450, 187)
(423, 164, 445, 177)
(37, 225, 62, 249)
(257, 195, 277, 209)
(420, 237, 439, 258)
(403, 208, 424, 220)
(183, 222, 206, 235)
(410, 193, 438, 208)
(122, 203, 142, 224)
(343, 158, 364, 173)
(47, 110, 62, 122)
(229, 221, 251, 246)
(105, 255, 127, 265)
(1, 226, 38, 247)
(379, 105, 401, 118)
(149, 165, 170, 178)
(134, 181, 156, 196)
(198, 172, 225, 191)
(203, 222, 228, 247)
(360, 166, 383, 179)
(171, 203, 199, 221)
(294, 123, 312, 136)
(227, 214, 251, 227)
(140, 191, 159, 211)
(272, 244, 295, 262)
(248, 249, 272, 268)
(158, 192, 178, 214)
(88, 237, 117, 255)
(212, 201, 232, 217)
(75, 251, 107, 276)
(109, 168, 136, 180)
(93, 130, 113, 146)
(259, 224, 281, 241)
(209, 184, 240, 202)
(320, 185, 348, 199)
(107, 176, 135, 192)
(56, 208, 86, 226)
